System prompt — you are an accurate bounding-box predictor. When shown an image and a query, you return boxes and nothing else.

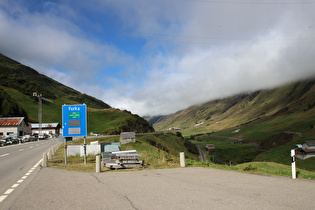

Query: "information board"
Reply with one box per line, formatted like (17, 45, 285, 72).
(62, 104, 87, 137)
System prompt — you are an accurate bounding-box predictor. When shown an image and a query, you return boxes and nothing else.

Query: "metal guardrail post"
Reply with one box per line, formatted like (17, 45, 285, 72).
(84, 136, 87, 164)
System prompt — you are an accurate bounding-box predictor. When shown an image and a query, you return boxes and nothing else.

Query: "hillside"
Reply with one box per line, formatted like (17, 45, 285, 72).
(153, 79, 315, 171)
(154, 79, 315, 136)
(0, 54, 154, 134)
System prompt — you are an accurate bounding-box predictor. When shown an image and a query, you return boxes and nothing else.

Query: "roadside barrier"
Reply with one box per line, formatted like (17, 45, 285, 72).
(96, 155, 101, 173)
(180, 152, 185, 167)
(41, 141, 62, 167)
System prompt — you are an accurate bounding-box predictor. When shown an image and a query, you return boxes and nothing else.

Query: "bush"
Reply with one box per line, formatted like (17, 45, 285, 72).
(243, 164, 258, 171)
(184, 139, 199, 155)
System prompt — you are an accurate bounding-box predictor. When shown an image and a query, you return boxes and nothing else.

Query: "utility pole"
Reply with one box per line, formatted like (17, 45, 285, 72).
(33, 92, 53, 137)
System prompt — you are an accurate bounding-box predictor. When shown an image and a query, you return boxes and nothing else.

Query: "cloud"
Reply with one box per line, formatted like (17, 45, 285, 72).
(1, 1, 315, 116)
(105, 2, 315, 116)
(0, 2, 133, 90)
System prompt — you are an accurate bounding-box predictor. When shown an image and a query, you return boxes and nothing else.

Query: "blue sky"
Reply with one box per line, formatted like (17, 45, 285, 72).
(1, 0, 315, 116)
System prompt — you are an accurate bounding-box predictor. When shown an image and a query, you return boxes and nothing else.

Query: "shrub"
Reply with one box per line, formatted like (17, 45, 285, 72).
(243, 164, 258, 171)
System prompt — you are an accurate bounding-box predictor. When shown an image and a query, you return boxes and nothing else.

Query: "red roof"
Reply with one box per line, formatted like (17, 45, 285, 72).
(0, 117, 24, 126)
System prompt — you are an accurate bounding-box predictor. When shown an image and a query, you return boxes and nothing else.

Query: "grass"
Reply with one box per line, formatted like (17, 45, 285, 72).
(234, 162, 315, 179)
(185, 160, 315, 179)
(188, 126, 315, 172)
(209, 143, 260, 165)
(254, 136, 315, 171)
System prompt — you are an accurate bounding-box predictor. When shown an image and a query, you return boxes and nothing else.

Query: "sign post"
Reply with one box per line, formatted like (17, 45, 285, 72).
(62, 104, 87, 164)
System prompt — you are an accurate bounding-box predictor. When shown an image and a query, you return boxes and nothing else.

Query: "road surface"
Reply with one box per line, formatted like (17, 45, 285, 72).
(3, 167, 315, 209)
(0, 138, 59, 206)
(198, 146, 207, 161)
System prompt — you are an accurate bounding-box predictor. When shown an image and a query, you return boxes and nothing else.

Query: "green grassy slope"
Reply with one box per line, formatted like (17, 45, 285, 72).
(0, 54, 154, 134)
(154, 79, 315, 135)
(154, 79, 315, 171)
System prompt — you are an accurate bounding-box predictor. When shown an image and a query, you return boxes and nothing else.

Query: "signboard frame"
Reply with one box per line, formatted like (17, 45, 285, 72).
(62, 104, 87, 137)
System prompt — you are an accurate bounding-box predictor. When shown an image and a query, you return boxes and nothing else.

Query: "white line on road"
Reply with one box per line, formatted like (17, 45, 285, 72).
(11, 184, 19, 188)
(4, 189, 14, 195)
(19, 149, 24, 151)
(0, 153, 9, 158)
(0, 195, 7, 202)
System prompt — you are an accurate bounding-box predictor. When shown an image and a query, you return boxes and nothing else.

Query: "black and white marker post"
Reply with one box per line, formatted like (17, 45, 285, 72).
(291, 149, 296, 179)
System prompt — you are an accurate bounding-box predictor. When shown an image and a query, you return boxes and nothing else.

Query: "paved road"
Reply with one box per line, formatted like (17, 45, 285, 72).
(197, 146, 207, 161)
(2, 166, 315, 209)
(0, 138, 59, 205)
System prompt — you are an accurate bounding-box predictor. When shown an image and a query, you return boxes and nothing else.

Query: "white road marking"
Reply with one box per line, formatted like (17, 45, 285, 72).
(0, 195, 7, 202)
(11, 184, 19, 188)
(17, 179, 24, 183)
(19, 149, 24, 151)
(0, 153, 9, 158)
(4, 189, 14, 195)
(34, 159, 43, 167)
(29, 146, 33, 148)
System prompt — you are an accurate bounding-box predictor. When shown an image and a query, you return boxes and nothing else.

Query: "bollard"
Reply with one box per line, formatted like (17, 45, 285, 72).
(48, 149, 52, 160)
(53, 145, 56, 153)
(180, 152, 185, 167)
(42, 153, 47, 167)
(51, 147, 54, 156)
(96, 155, 101, 173)
(291, 149, 296, 179)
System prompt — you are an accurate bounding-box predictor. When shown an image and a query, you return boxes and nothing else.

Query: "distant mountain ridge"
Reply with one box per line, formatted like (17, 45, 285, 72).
(153, 78, 315, 135)
(0, 54, 154, 134)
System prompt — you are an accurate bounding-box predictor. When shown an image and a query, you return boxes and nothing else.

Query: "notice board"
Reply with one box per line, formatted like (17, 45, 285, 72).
(62, 104, 87, 137)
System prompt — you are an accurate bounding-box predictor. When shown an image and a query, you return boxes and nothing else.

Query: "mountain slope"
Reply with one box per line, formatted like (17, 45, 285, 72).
(0, 54, 110, 109)
(0, 54, 154, 134)
(153, 79, 315, 170)
(154, 79, 315, 137)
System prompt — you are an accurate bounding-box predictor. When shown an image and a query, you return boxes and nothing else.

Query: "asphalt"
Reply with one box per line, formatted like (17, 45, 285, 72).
(4, 166, 315, 210)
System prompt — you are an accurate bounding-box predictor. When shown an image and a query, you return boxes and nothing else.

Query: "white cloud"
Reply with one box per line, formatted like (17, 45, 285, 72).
(0, 3, 133, 91)
(1, 1, 315, 117)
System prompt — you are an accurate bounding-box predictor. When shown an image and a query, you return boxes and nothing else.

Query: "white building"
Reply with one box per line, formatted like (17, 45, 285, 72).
(31, 123, 61, 136)
(0, 117, 30, 137)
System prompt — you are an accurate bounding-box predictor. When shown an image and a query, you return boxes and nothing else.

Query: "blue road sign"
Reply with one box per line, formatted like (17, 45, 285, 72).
(62, 104, 87, 137)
